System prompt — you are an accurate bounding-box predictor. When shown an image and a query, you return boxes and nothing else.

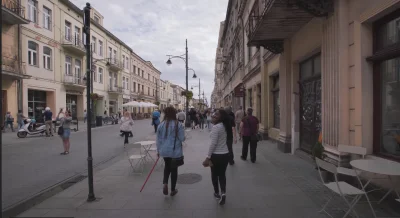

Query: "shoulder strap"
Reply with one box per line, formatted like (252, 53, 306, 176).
(173, 120, 178, 150)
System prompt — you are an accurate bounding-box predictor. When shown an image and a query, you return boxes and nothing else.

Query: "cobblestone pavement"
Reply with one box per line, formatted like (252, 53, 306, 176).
(16, 128, 400, 218)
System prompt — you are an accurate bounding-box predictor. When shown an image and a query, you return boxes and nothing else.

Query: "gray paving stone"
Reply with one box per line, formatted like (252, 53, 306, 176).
(33, 197, 87, 209)
(16, 209, 49, 217)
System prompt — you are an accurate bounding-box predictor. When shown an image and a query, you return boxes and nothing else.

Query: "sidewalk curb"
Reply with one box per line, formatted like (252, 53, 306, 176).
(1, 174, 86, 218)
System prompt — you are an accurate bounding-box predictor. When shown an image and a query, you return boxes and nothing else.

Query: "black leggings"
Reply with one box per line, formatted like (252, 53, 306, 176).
(163, 157, 178, 191)
(210, 153, 230, 194)
(121, 131, 130, 144)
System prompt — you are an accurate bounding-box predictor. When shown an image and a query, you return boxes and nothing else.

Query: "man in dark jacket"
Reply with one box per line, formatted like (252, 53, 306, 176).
(225, 106, 237, 165)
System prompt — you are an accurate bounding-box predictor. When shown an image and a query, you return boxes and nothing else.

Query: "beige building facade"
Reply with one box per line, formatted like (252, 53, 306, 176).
(9, 0, 161, 122)
(214, 0, 400, 164)
(2, 0, 31, 124)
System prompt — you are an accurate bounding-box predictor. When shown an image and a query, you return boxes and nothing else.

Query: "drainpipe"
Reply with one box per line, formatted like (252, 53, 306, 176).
(17, 23, 22, 111)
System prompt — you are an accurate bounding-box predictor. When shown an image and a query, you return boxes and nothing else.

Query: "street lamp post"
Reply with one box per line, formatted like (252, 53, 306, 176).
(166, 39, 196, 127)
(83, 3, 95, 202)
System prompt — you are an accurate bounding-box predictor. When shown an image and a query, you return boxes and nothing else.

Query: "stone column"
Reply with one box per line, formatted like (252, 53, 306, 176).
(278, 39, 292, 153)
(259, 48, 269, 138)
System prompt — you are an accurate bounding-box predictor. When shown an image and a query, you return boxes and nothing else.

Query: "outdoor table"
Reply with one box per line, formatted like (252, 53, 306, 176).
(350, 159, 400, 218)
(134, 141, 156, 163)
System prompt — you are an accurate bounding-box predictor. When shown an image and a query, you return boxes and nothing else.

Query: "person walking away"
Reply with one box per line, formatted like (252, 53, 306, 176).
(57, 109, 72, 155)
(202, 109, 230, 205)
(83, 109, 87, 123)
(4, 112, 14, 132)
(43, 107, 53, 136)
(198, 110, 205, 131)
(176, 109, 186, 124)
(240, 108, 259, 163)
(225, 107, 237, 165)
(235, 106, 245, 140)
(17, 110, 25, 130)
(189, 108, 197, 129)
(120, 111, 134, 146)
(156, 106, 185, 197)
(152, 109, 161, 133)
(206, 110, 212, 131)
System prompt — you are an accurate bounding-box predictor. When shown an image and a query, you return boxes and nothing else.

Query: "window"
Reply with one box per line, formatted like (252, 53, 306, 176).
(43, 6, 51, 30)
(271, 74, 280, 129)
(43, 46, 52, 70)
(74, 26, 80, 46)
(65, 21, 71, 40)
(113, 50, 117, 60)
(126, 57, 129, 69)
(133, 65, 136, 74)
(28, 41, 38, 66)
(122, 55, 125, 68)
(148, 87, 150, 95)
(133, 82, 136, 92)
(99, 40, 103, 56)
(28, 0, 37, 23)
(108, 47, 112, 58)
(148, 74, 150, 80)
(114, 73, 117, 86)
(138, 67, 140, 75)
(122, 76, 126, 89)
(94, 15, 100, 24)
(92, 36, 96, 53)
(65, 56, 72, 75)
(142, 70, 144, 78)
(75, 59, 81, 79)
(98, 67, 103, 83)
(142, 85, 144, 92)
(92, 65, 97, 82)
(138, 83, 141, 92)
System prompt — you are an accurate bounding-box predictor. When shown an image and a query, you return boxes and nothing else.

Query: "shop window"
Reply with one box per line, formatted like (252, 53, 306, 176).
(43, 46, 52, 70)
(271, 74, 280, 129)
(28, 90, 47, 122)
(372, 10, 400, 159)
(28, 41, 38, 66)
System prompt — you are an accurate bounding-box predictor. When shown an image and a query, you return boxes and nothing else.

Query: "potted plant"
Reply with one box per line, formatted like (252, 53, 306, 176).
(311, 131, 329, 181)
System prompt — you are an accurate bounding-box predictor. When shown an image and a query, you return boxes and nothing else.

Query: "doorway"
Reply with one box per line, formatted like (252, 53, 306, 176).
(299, 54, 322, 152)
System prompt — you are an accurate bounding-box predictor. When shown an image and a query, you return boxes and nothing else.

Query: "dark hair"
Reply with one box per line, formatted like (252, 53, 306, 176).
(163, 106, 177, 138)
(216, 109, 232, 136)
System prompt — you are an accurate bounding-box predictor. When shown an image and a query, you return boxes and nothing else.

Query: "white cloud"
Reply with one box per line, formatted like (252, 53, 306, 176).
(71, 0, 228, 103)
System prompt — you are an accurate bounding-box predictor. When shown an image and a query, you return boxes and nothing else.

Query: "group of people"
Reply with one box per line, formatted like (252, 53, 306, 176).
(155, 105, 259, 206)
(188, 108, 213, 131)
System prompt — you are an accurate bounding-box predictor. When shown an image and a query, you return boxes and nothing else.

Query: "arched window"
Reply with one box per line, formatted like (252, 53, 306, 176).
(43, 46, 52, 70)
(28, 41, 38, 66)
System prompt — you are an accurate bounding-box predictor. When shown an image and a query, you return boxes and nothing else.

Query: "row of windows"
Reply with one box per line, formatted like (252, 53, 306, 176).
(132, 65, 157, 83)
(28, 0, 52, 31)
(28, 41, 52, 70)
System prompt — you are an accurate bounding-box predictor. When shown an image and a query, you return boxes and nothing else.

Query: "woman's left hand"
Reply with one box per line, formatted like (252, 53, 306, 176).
(202, 158, 210, 167)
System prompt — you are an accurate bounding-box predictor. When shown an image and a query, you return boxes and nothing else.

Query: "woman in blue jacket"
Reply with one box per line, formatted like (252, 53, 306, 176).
(156, 106, 185, 196)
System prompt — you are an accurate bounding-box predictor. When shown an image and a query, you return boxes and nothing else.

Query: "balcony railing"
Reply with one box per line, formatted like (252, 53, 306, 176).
(61, 34, 86, 54)
(2, 0, 27, 21)
(64, 74, 84, 86)
(108, 85, 123, 93)
(106, 58, 123, 70)
(1, 55, 27, 77)
(245, 0, 274, 39)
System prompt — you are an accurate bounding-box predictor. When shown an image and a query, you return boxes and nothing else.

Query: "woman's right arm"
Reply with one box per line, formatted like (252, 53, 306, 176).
(156, 123, 162, 153)
(207, 125, 219, 158)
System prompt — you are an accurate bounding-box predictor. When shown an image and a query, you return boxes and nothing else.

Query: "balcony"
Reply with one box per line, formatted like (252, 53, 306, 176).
(106, 58, 124, 71)
(61, 34, 86, 56)
(246, 0, 333, 54)
(1, 55, 30, 79)
(63, 74, 85, 88)
(2, 0, 29, 24)
(108, 85, 123, 94)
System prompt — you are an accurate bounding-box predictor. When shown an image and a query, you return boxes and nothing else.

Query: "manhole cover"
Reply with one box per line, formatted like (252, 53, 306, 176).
(177, 173, 202, 184)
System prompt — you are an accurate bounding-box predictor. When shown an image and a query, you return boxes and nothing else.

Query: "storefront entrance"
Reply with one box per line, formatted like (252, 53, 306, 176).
(299, 54, 321, 152)
(28, 90, 47, 122)
(66, 94, 78, 119)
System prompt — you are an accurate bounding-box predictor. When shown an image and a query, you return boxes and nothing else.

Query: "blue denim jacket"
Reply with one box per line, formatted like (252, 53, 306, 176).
(156, 120, 184, 158)
(151, 111, 160, 126)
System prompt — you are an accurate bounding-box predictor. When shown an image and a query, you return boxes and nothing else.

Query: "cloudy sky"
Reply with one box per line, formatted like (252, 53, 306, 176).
(71, 0, 228, 104)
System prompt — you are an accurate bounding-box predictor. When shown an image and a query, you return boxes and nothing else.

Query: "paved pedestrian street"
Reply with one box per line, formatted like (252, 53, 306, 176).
(17, 129, 400, 218)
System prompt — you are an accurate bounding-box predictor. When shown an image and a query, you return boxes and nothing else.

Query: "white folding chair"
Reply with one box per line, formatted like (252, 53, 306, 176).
(125, 145, 146, 174)
(316, 158, 371, 218)
(337, 144, 366, 177)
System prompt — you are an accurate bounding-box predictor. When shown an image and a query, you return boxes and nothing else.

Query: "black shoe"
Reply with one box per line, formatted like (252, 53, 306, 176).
(240, 156, 246, 161)
(219, 194, 226, 205)
(170, 189, 178, 196)
(214, 193, 221, 199)
(163, 184, 168, 195)
(229, 160, 235, 165)
(251, 159, 256, 163)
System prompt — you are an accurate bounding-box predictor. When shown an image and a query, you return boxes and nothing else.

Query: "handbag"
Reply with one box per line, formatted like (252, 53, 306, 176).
(171, 120, 184, 168)
(57, 119, 64, 135)
(246, 117, 260, 142)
